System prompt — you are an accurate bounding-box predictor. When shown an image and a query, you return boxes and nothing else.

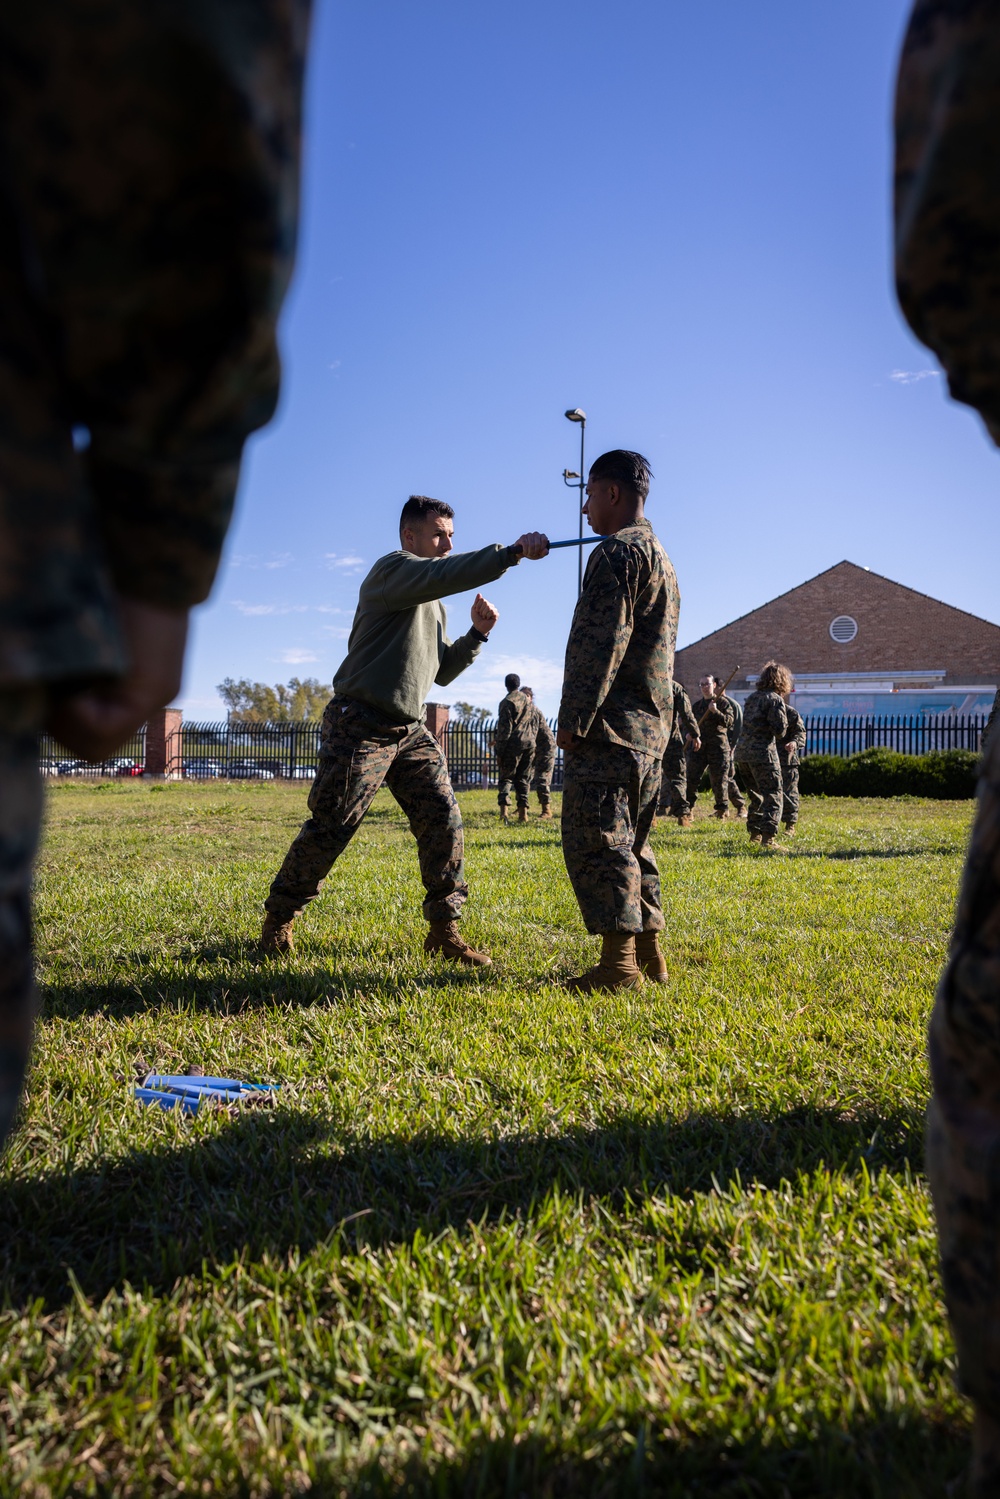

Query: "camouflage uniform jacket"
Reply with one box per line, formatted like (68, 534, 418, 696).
(670, 681, 699, 746)
(692, 695, 735, 747)
(735, 690, 788, 762)
(722, 695, 743, 748)
(496, 689, 535, 752)
(0, 0, 311, 686)
(777, 704, 806, 766)
(530, 706, 556, 761)
(983, 689, 1000, 756)
(558, 518, 679, 755)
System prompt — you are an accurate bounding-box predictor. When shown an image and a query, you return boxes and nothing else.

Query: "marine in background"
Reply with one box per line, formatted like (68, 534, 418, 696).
(523, 687, 556, 820)
(733, 661, 790, 852)
(777, 699, 807, 835)
(658, 680, 700, 826)
(495, 673, 537, 824)
(722, 689, 748, 819)
(557, 450, 679, 992)
(686, 674, 736, 819)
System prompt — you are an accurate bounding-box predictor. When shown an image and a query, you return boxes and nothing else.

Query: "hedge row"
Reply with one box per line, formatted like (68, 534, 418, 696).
(797, 747, 980, 799)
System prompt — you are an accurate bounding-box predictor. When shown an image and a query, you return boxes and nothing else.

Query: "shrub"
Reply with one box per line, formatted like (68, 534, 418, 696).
(798, 747, 979, 799)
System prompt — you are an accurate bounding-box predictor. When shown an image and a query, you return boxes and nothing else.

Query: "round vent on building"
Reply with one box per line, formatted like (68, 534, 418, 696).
(829, 615, 858, 643)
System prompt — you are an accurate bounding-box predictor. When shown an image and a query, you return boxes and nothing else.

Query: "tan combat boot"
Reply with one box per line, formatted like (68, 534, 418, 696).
(260, 912, 295, 955)
(783, 824, 796, 837)
(678, 814, 693, 828)
(735, 806, 748, 820)
(424, 920, 492, 967)
(499, 807, 510, 824)
(517, 806, 528, 823)
(758, 836, 788, 855)
(635, 931, 668, 983)
(538, 802, 553, 821)
(565, 932, 645, 993)
(714, 807, 728, 820)
(748, 832, 762, 844)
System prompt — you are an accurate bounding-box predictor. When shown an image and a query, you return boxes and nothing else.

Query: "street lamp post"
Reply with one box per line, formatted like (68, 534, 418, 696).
(562, 408, 587, 596)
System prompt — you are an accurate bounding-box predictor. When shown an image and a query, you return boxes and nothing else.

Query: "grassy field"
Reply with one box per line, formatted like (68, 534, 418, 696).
(0, 781, 975, 1496)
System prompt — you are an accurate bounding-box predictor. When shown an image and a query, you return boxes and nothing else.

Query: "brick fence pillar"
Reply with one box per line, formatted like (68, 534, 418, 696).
(425, 702, 450, 749)
(145, 708, 183, 779)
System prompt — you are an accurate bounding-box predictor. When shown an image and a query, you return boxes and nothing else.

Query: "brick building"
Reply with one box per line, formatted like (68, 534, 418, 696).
(674, 560, 1000, 716)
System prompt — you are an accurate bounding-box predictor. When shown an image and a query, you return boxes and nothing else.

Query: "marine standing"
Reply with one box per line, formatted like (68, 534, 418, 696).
(523, 687, 556, 820)
(495, 673, 536, 823)
(895, 7, 1000, 1488)
(777, 698, 806, 835)
(260, 498, 549, 964)
(557, 451, 679, 992)
(686, 675, 736, 819)
(658, 680, 700, 825)
(733, 662, 790, 852)
(722, 689, 748, 818)
(0, 0, 311, 1152)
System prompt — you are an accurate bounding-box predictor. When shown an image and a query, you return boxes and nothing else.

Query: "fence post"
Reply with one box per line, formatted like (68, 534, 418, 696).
(425, 702, 450, 750)
(145, 708, 183, 779)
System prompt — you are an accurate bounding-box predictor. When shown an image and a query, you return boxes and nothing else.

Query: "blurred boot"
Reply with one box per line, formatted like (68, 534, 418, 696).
(565, 932, 645, 993)
(635, 931, 668, 983)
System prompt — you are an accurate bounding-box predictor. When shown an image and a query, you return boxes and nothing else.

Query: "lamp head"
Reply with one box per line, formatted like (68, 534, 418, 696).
(564, 408, 586, 423)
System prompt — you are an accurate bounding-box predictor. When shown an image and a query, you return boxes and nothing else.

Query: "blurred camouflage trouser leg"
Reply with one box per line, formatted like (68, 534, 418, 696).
(497, 747, 533, 809)
(781, 762, 801, 827)
(685, 743, 729, 812)
(0, 688, 45, 1153)
(561, 741, 663, 935)
(266, 699, 467, 926)
(737, 755, 783, 839)
(927, 734, 1000, 1426)
(658, 740, 688, 816)
(531, 750, 555, 809)
(727, 753, 746, 813)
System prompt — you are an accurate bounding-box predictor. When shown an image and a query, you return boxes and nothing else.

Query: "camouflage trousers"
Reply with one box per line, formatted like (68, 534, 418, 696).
(497, 745, 533, 810)
(658, 738, 688, 817)
(531, 745, 555, 808)
(780, 756, 800, 827)
(266, 698, 467, 926)
(0, 688, 45, 1154)
(727, 753, 746, 813)
(686, 739, 731, 813)
(927, 733, 1000, 1417)
(736, 750, 783, 839)
(561, 740, 663, 935)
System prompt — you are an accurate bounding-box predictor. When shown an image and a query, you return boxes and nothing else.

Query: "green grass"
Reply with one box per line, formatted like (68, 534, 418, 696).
(0, 783, 975, 1495)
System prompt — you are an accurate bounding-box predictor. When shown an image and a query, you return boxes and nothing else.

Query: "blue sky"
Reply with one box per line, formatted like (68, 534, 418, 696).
(178, 0, 1000, 724)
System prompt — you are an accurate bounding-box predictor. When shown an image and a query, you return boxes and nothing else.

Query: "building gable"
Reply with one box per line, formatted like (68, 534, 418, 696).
(674, 560, 1000, 696)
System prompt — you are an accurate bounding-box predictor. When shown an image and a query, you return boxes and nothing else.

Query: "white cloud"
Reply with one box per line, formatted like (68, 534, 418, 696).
(443, 653, 564, 715)
(231, 601, 308, 617)
(315, 605, 346, 614)
(889, 368, 940, 385)
(264, 552, 294, 570)
(325, 553, 365, 571)
(322, 625, 351, 640)
(278, 648, 320, 665)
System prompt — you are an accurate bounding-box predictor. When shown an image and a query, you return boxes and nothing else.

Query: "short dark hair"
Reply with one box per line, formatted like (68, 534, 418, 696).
(505, 673, 520, 691)
(399, 495, 454, 535)
(522, 686, 533, 698)
(700, 672, 717, 684)
(588, 450, 653, 501)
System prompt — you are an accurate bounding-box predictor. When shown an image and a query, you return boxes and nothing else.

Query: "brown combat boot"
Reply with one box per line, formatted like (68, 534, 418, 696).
(538, 802, 554, 820)
(758, 836, 788, 855)
(635, 931, 668, 983)
(714, 807, 728, 820)
(735, 806, 748, 820)
(260, 912, 295, 955)
(517, 806, 528, 823)
(565, 932, 645, 993)
(424, 920, 492, 967)
(678, 814, 693, 828)
(499, 807, 510, 824)
(748, 832, 762, 844)
(783, 823, 796, 837)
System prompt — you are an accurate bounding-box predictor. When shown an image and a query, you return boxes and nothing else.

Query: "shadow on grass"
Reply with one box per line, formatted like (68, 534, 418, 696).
(715, 844, 959, 861)
(294, 1418, 967, 1499)
(0, 1101, 924, 1308)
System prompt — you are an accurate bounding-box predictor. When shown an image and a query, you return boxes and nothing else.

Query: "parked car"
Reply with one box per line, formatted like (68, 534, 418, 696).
(183, 758, 223, 779)
(291, 764, 315, 779)
(56, 759, 84, 775)
(227, 760, 276, 780)
(100, 757, 139, 777)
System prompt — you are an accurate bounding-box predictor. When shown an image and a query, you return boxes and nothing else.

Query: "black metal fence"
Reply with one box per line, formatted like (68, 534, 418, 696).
(39, 712, 989, 781)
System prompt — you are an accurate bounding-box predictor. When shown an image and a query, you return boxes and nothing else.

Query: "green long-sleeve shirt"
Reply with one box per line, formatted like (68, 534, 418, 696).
(333, 543, 518, 724)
